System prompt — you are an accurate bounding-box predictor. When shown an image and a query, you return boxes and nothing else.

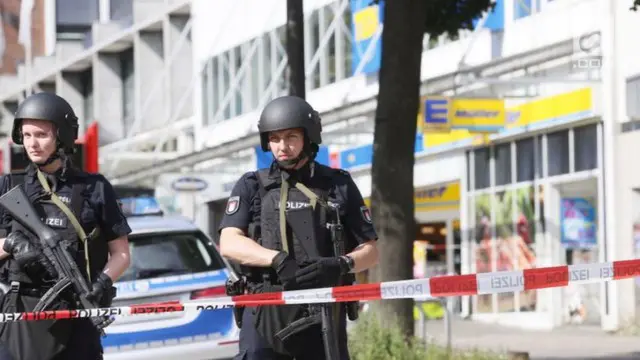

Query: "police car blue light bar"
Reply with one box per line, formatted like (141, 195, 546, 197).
(119, 196, 164, 217)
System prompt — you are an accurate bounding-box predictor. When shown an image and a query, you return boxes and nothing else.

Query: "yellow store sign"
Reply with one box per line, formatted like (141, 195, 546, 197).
(422, 97, 506, 133)
(419, 87, 594, 152)
(365, 182, 460, 213)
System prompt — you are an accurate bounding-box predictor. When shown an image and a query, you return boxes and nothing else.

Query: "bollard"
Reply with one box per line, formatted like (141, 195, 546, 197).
(507, 351, 530, 360)
(443, 298, 451, 354)
(416, 297, 453, 354)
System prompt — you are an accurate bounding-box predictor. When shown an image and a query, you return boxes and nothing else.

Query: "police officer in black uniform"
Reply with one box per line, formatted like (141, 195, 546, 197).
(219, 96, 380, 360)
(0, 92, 132, 360)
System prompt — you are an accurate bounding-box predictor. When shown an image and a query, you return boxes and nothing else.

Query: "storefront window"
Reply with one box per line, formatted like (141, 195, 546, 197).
(574, 124, 598, 171)
(516, 136, 543, 182)
(547, 130, 569, 176)
(494, 143, 512, 186)
(495, 190, 515, 311)
(474, 148, 491, 190)
(474, 193, 493, 313)
(516, 138, 535, 182)
(466, 124, 598, 317)
(515, 186, 538, 312)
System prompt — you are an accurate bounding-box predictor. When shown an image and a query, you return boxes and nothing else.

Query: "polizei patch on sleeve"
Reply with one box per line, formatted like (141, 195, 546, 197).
(360, 206, 372, 224)
(225, 196, 240, 215)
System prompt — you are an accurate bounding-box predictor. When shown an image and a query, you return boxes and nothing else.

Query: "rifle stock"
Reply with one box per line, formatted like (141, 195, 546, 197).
(0, 185, 113, 334)
(0, 185, 59, 247)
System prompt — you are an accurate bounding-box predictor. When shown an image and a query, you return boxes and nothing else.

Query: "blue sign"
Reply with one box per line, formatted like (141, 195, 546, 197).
(560, 198, 597, 249)
(424, 98, 450, 125)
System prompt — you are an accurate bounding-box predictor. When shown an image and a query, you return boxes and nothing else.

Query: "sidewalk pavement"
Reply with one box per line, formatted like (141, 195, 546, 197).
(419, 317, 640, 360)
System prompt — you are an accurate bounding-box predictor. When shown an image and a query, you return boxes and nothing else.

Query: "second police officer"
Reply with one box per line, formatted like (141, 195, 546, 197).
(219, 95, 380, 360)
(0, 92, 132, 360)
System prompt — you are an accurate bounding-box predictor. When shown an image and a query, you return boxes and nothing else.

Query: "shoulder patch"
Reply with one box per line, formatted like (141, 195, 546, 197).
(225, 196, 241, 215)
(360, 205, 372, 224)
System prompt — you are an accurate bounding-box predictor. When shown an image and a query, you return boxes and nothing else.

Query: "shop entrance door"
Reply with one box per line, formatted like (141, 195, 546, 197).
(555, 177, 600, 326)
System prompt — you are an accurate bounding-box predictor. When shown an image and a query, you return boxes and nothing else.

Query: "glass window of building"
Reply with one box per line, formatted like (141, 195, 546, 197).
(574, 124, 598, 171)
(494, 143, 512, 186)
(547, 130, 569, 176)
(516, 137, 534, 182)
(474, 148, 491, 190)
(516, 136, 543, 182)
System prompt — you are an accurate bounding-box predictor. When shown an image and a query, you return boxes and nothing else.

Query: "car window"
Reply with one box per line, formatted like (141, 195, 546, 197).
(118, 230, 226, 282)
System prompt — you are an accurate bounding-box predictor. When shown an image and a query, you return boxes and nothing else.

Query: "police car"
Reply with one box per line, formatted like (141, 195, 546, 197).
(102, 196, 239, 360)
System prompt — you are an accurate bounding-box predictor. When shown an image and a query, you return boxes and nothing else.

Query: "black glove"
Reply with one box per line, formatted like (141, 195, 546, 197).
(87, 272, 116, 307)
(3, 230, 57, 279)
(295, 257, 347, 289)
(271, 251, 300, 290)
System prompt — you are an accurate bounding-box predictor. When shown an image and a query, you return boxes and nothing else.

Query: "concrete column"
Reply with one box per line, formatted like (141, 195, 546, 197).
(600, 0, 626, 332)
(93, 53, 124, 144)
(135, 30, 165, 132)
(168, 14, 193, 121)
(56, 72, 85, 133)
(460, 152, 471, 318)
(545, 182, 563, 328)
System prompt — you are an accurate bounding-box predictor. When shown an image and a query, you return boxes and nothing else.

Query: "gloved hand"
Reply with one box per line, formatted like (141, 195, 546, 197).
(295, 257, 346, 289)
(3, 230, 57, 279)
(271, 251, 300, 290)
(87, 272, 116, 307)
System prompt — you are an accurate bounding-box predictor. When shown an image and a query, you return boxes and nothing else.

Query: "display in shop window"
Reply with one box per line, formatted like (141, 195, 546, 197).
(560, 198, 597, 249)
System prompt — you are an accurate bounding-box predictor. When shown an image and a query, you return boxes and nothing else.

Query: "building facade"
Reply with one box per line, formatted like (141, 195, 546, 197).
(0, 0, 194, 180)
(2, 0, 640, 332)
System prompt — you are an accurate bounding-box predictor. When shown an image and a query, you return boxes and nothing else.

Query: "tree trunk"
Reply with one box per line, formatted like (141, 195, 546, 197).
(370, 0, 427, 338)
(286, 0, 306, 98)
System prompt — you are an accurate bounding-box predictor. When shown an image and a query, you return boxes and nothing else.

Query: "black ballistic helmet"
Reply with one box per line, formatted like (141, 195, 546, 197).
(257, 96, 322, 151)
(11, 92, 79, 153)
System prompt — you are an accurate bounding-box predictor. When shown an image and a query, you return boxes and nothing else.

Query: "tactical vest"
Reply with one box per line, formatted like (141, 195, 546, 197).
(3, 170, 103, 286)
(248, 167, 338, 284)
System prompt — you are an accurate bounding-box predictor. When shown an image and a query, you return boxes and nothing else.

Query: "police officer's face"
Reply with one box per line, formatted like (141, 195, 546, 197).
(21, 119, 57, 163)
(268, 128, 304, 163)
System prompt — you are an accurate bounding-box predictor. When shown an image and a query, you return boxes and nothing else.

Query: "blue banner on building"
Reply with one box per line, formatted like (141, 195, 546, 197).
(333, 134, 423, 171)
(255, 145, 330, 169)
(349, 0, 502, 77)
(473, 0, 505, 30)
(350, 0, 384, 76)
(560, 198, 597, 249)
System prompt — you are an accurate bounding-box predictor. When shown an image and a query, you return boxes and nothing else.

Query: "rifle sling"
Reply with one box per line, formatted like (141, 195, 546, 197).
(36, 169, 93, 282)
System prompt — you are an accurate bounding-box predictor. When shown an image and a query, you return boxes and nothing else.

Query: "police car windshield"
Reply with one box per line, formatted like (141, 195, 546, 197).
(118, 230, 226, 282)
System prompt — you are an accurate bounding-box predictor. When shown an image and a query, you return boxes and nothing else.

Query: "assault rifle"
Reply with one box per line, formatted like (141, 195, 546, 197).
(0, 185, 114, 335)
(284, 203, 341, 360)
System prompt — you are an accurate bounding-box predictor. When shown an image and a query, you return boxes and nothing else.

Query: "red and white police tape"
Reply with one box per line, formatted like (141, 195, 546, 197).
(3, 258, 640, 323)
